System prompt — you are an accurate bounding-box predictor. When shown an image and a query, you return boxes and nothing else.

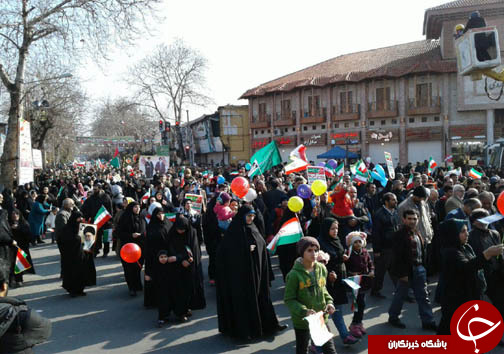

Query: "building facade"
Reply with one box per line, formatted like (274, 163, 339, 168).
(241, 0, 504, 166)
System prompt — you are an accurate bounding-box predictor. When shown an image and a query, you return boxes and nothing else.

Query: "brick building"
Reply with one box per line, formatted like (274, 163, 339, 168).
(241, 0, 504, 166)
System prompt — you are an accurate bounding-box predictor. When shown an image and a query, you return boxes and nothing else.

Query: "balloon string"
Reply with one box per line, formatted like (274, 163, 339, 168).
(137, 261, 142, 269)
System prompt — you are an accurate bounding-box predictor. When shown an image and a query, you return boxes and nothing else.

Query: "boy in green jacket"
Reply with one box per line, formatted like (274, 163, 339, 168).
(284, 237, 337, 354)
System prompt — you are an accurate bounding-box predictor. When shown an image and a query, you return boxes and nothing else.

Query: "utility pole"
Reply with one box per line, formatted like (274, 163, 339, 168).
(186, 110, 192, 165)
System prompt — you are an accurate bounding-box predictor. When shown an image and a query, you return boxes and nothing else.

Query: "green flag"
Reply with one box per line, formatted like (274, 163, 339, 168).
(249, 141, 282, 178)
(110, 156, 120, 168)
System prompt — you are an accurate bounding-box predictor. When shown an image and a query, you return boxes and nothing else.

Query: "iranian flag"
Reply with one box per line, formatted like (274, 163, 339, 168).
(428, 157, 437, 175)
(350, 159, 367, 175)
(353, 170, 369, 184)
(334, 162, 344, 178)
(102, 229, 113, 243)
(93, 206, 112, 229)
(141, 189, 151, 204)
(165, 213, 176, 222)
(406, 173, 414, 189)
(267, 217, 303, 254)
(290, 144, 308, 162)
(324, 165, 334, 178)
(444, 155, 453, 163)
(285, 157, 309, 175)
(230, 171, 239, 177)
(14, 248, 31, 274)
(469, 168, 483, 179)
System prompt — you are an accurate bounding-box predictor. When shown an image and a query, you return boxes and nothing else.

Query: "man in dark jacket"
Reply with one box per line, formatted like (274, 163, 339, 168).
(0, 258, 51, 353)
(388, 209, 436, 331)
(81, 184, 113, 257)
(371, 193, 399, 299)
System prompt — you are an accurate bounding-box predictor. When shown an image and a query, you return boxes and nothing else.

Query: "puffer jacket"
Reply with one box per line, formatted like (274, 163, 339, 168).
(284, 258, 333, 330)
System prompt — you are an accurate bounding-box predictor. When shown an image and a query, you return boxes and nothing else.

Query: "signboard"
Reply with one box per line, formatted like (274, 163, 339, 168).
(139, 155, 169, 178)
(32, 149, 43, 169)
(18, 119, 34, 185)
(185, 193, 203, 214)
(78, 223, 97, 252)
(307, 165, 326, 185)
(384, 152, 395, 179)
(156, 145, 170, 156)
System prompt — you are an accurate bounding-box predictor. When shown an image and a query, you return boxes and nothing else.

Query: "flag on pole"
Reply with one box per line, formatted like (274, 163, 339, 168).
(447, 167, 462, 176)
(324, 166, 335, 178)
(93, 206, 112, 229)
(344, 275, 362, 311)
(428, 157, 437, 175)
(469, 168, 483, 179)
(290, 144, 308, 162)
(248, 159, 260, 177)
(444, 155, 453, 163)
(267, 217, 303, 254)
(230, 171, 239, 177)
(14, 248, 32, 274)
(334, 162, 344, 179)
(285, 157, 309, 175)
(141, 189, 151, 204)
(406, 173, 414, 189)
(165, 213, 176, 222)
(353, 170, 369, 184)
(113, 147, 119, 158)
(102, 229, 113, 243)
(249, 141, 282, 178)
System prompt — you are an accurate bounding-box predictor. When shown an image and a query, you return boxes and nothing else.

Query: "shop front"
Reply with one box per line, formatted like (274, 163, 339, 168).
(366, 129, 399, 165)
(449, 125, 487, 165)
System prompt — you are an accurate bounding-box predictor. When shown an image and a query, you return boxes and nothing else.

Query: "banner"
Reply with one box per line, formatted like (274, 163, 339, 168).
(307, 166, 326, 185)
(185, 193, 203, 214)
(78, 223, 97, 252)
(18, 119, 34, 185)
(139, 155, 169, 179)
(384, 152, 395, 179)
(32, 149, 43, 169)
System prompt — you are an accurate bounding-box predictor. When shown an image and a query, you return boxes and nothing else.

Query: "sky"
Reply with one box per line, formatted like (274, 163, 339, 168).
(78, 0, 450, 121)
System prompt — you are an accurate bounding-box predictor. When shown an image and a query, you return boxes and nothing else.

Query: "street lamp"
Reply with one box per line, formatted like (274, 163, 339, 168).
(23, 73, 73, 85)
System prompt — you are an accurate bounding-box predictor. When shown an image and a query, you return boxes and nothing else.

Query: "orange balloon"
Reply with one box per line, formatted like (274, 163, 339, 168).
(120, 243, 142, 263)
(497, 191, 504, 215)
(230, 176, 250, 199)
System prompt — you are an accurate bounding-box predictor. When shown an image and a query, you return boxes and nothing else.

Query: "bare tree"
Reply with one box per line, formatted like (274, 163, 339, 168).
(128, 39, 212, 159)
(0, 0, 160, 186)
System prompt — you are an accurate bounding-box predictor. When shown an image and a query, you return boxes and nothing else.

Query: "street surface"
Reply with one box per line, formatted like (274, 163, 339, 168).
(10, 242, 463, 354)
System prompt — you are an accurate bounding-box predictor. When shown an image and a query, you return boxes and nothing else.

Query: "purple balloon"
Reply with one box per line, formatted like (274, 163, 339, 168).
(297, 184, 312, 199)
(317, 162, 326, 167)
(327, 159, 338, 169)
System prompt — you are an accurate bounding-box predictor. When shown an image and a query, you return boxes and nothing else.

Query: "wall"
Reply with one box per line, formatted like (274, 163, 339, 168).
(219, 105, 251, 164)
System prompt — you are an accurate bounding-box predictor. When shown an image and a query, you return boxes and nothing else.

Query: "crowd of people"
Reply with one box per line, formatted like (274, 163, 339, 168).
(1, 158, 504, 353)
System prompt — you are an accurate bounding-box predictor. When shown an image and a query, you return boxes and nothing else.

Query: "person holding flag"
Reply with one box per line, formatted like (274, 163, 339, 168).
(81, 183, 114, 258)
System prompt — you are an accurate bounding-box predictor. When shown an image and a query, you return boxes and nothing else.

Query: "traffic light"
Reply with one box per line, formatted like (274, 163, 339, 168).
(159, 120, 164, 132)
(175, 121, 180, 127)
(165, 122, 171, 132)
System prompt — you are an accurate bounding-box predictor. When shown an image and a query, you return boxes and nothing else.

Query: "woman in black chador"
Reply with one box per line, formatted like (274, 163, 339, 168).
(216, 205, 287, 340)
(116, 201, 146, 297)
(60, 210, 96, 297)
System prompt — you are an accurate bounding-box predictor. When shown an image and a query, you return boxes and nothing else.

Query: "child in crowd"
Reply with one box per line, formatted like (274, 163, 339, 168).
(156, 250, 176, 327)
(284, 237, 337, 354)
(213, 192, 236, 231)
(344, 232, 374, 338)
(45, 207, 59, 244)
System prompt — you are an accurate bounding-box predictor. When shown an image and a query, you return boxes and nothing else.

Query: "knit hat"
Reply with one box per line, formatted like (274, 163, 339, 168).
(345, 231, 367, 248)
(296, 236, 320, 256)
(218, 192, 231, 204)
(413, 186, 428, 198)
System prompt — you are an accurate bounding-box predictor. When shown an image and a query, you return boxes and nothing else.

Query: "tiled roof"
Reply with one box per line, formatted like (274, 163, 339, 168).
(426, 0, 502, 12)
(241, 40, 456, 99)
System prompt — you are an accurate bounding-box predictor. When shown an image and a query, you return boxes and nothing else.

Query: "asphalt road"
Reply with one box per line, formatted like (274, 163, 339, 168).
(10, 241, 449, 354)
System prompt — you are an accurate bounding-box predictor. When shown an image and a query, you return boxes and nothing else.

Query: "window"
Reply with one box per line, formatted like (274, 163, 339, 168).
(409, 117, 415, 123)
(421, 117, 428, 123)
(255, 130, 258, 135)
(354, 122, 359, 127)
(281, 99, 291, 119)
(284, 128, 288, 133)
(259, 103, 267, 121)
(321, 125, 326, 129)
(334, 123, 339, 128)
(308, 95, 321, 116)
(434, 116, 440, 122)
(392, 119, 397, 124)
(376, 87, 391, 110)
(261, 130, 264, 134)
(303, 126, 308, 131)
(416, 83, 432, 107)
(370, 120, 375, 126)
(344, 123, 349, 128)
(267, 129, 271, 133)
(340, 91, 353, 113)
(312, 125, 316, 130)
(381, 120, 386, 125)
(292, 127, 295, 132)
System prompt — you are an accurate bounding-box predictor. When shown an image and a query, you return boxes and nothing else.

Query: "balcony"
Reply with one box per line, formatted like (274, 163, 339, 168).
(406, 97, 441, 116)
(274, 111, 296, 127)
(250, 114, 271, 129)
(332, 104, 360, 121)
(367, 100, 398, 118)
(300, 107, 327, 124)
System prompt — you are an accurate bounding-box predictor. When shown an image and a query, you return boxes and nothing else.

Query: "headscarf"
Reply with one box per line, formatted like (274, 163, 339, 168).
(118, 201, 141, 232)
(174, 214, 190, 231)
(440, 219, 467, 249)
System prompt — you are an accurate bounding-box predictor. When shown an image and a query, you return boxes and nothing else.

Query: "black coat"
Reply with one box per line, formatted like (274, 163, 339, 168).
(371, 206, 400, 253)
(0, 209, 14, 271)
(390, 226, 425, 278)
(318, 217, 348, 305)
(216, 205, 279, 339)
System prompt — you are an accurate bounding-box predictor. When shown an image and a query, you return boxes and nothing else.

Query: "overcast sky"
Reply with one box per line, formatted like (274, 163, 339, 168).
(78, 0, 450, 121)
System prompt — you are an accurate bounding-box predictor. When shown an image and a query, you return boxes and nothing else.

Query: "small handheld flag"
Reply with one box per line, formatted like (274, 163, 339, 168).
(14, 248, 32, 274)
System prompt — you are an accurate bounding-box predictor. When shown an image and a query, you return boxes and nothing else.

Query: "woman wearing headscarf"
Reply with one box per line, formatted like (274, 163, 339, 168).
(28, 194, 50, 244)
(9, 209, 35, 287)
(60, 210, 96, 297)
(164, 214, 206, 321)
(16, 190, 32, 221)
(216, 205, 287, 340)
(318, 217, 358, 345)
(2, 188, 15, 216)
(116, 201, 146, 297)
(436, 219, 503, 334)
(180, 198, 203, 246)
(154, 190, 174, 213)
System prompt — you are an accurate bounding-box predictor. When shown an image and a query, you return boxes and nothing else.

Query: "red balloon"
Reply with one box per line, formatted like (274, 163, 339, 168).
(120, 243, 142, 263)
(498, 191, 504, 215)
(230, 176, 250, 199)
